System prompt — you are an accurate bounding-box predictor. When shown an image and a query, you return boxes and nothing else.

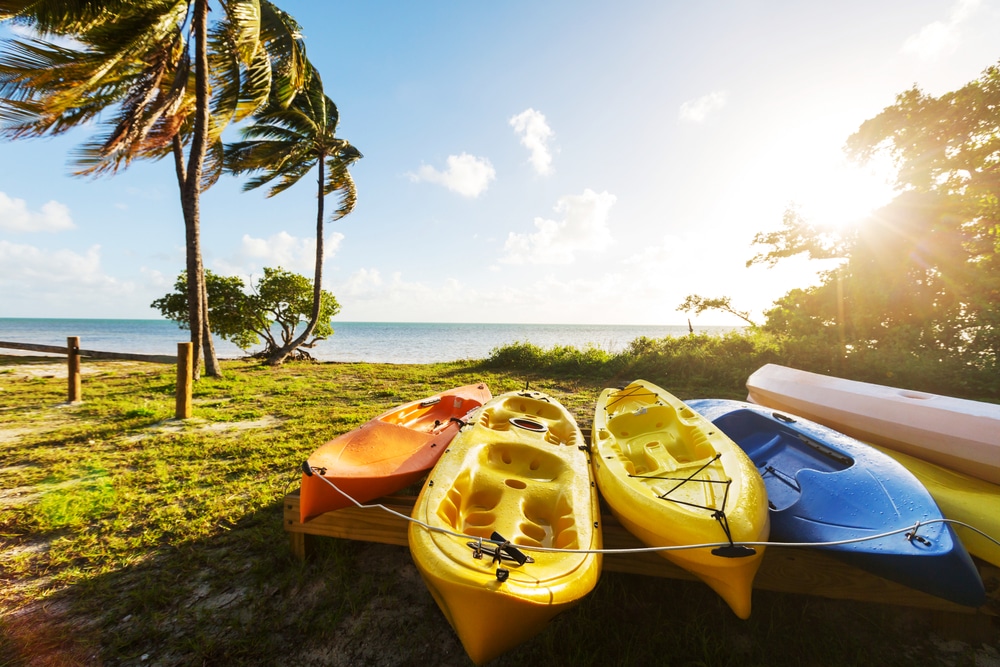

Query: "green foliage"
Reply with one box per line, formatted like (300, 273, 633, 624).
(484, 330, 1000, 400)
(0, 0, 308, 176)
(746, 207, 849, 268)
(751, 61, 1000, 377)
(483, 331, 789, 398)
(223, 70, 361, 365)
(151, 267, 341, 358)
(483, 341, 614, 376)
(0, 0, 313, 378)
(224, 69, 362, 221)
(612, 331, 784, 397)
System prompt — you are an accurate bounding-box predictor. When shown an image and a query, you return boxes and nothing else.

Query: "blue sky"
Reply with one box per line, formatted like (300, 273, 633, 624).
(2, 0, 999, 325)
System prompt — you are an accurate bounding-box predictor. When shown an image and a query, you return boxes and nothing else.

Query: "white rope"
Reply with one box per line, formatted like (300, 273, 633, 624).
(309, 469, 1000, 556)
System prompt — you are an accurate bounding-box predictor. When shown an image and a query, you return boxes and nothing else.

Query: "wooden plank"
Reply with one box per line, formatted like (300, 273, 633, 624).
(284, 492, 411, 547)
(0, 340, 176, 364)
(0, 341, 69, 355)
(283, 490, 999, 616)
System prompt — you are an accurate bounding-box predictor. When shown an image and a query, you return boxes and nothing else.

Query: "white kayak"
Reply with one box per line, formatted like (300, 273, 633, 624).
(746, 364, 1000, 485)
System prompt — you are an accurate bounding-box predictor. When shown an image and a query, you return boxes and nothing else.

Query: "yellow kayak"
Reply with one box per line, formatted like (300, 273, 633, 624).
(408, 389, 602, 665)
(866, 443, 1000, 568)
(592, 380, 769, 619)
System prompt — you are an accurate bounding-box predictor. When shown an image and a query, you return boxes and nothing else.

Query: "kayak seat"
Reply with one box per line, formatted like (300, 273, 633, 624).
(608, 406, 717, 474)
(479, 396, 578, 446)
(436, 442, 578, 548)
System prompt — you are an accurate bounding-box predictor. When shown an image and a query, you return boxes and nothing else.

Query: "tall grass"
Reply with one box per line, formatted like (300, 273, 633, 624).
(483, 329, 1000, 401)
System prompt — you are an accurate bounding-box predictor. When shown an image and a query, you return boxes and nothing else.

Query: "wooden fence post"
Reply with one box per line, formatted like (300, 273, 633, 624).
(176, 342, 193, 419)
(67, 336, 81, 403)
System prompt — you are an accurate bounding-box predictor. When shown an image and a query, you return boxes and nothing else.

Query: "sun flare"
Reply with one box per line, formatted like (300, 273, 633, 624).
(795, 157, 897, 234)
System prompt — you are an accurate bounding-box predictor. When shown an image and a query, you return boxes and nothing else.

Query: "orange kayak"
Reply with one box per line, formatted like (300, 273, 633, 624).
(300, 383, 492, 522)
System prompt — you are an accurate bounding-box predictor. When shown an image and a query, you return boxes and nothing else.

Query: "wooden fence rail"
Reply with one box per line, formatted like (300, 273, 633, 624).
(0, 337, 193, 419)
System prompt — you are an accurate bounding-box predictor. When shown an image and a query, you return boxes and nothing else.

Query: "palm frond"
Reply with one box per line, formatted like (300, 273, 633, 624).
(258, 0, 306, 108)
(236, 37, 271, 121)
(266, 152, 316, 196)
(224, 137, 299, 173)
(207, 22, 243, 127)
(239, 113, 312, 140)
(324, 152, 361, 221)
(236, 142, 314, 194)
(0, 0, 134, 32)
(201, 134, 225, 189)
(221, 0, 262, 67)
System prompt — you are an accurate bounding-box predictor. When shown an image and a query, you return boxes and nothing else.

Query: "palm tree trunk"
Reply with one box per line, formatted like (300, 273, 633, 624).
(185, 0, 221, 378)
(174, 137, 203, 381)
(266, 155, 326, 365)
(202, 286, 222, 376)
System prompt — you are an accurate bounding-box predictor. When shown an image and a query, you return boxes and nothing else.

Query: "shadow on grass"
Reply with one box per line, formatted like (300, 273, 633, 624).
(2, 497, 464, 667)
(4, 496, 997, 667)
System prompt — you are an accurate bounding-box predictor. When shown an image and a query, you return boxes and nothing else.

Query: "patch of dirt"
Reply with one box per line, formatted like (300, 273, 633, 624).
(0, 598, 102, 666)
(928, 636, 1000, 667)
(0, 484, 44, 506)
(280, 543, 469, 667)
(124, 415, 284, 442)
(0, 411, 78, 446)
(0, 362, 102, 380)
(0, 427, 35, 445)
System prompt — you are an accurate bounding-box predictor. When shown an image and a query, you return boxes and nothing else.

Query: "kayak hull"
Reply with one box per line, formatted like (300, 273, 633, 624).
(688, 398, 986, 607)
(865, 443, 1000, 569)
(591, 380, 769, 619)
(409, 389, 602, 665)
(746, 364, 1000, 485)
(300, 383, 491, 522)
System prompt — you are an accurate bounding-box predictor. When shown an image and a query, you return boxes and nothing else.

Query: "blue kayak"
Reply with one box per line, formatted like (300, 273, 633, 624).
(687, 398, 985, 607)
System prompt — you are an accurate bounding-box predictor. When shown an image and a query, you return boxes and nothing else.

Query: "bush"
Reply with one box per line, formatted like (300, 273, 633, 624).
(482, 330, 1000, 401)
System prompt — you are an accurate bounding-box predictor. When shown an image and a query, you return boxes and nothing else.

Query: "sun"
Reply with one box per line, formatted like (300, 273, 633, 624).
(795, 156, 897, 234)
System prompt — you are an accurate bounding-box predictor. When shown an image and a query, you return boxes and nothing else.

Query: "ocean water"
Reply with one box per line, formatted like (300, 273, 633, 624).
(0, 319, 739, 364)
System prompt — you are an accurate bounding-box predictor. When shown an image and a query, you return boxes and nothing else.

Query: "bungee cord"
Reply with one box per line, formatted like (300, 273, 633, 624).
(304, 466, 1000, 558)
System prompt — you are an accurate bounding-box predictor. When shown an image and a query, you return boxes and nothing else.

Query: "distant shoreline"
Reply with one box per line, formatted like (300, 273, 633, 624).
(0, 320, 744, 365)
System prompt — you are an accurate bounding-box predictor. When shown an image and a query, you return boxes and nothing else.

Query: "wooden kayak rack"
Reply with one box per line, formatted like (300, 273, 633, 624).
(283, 489, 999, 618)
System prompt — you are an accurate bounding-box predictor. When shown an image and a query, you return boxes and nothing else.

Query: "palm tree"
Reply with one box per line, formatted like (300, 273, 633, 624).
(0, 0, 308, 378)
(224, 69, 362, 365)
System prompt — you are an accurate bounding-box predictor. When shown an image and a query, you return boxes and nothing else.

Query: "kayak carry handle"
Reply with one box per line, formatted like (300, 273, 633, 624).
(465, 532, 534, 566)
(301, 461, 326, 477)
(711, 545, 758, 558)
(491, 531, 530, 566)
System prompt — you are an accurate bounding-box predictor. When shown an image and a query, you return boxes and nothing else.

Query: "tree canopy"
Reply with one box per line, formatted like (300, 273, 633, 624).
(0, 0, 310, 378)
(750, 61, 1000, 377)
(152, 267, 341, 359)
(224, 69, 361, 365)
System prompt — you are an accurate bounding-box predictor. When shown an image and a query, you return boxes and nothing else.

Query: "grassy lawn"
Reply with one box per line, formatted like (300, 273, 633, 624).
(0, 355, 997, 666)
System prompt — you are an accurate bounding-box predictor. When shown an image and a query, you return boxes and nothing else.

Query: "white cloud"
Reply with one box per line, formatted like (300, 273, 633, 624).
(0, 241, 102, 283)
(0, 192, 75, 232)
(335, 268, 467, 321)
(140, 266, 170, 289)
(901, 0, 980, 60)
(679, 91, 728, 123)
(409, 153, 496, 197)
(215, 231, 345, 277)
(509, 108, 555, 175)
(501, 189, 617, 265)
(341, 267, 384, 294)
(0, 241, 156, 317)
